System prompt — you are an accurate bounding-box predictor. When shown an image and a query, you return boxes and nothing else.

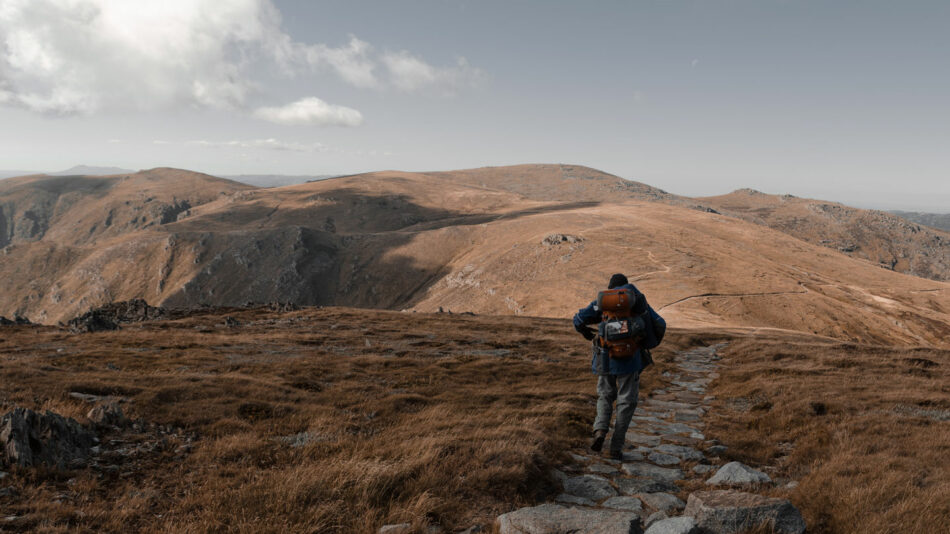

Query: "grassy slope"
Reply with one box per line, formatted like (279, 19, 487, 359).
(1, 308, 947, 533)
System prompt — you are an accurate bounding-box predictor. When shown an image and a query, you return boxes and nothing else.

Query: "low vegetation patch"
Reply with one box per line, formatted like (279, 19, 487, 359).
(705, 334, 950, 533)
(0, 307, 664, 533)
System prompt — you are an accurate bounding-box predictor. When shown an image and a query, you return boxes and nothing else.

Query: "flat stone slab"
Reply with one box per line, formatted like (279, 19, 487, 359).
(643, 516, 698, 534)
(648, 452, 681, 466)
(588, 463, 620, 475)
(638, 492, 686, 514)
(626, 432, 662, 447)
(621, 462, 684, 482)
(706, 462, 771, 486)
(654, 444, 704, 461)
(563, 474, 617, 501)
(602, 496, 644, 513)
(497, 503, 642, 534)
(617, 478, 680, 495)
(555, 493, 596, 506)
(684, 490, 806, 534)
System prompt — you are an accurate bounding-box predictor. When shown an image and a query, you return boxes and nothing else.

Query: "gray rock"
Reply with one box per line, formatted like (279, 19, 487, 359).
(0, 471, 6, 480)
(621, 451, 645, 462)
(665, 423, 700, 435)
(496, 503, 642, 534)
(602, 496, 643, 513)
(569, 453, 590, 463)
(455, 527, 483, 534)
(588, 463, 619, 475)
(638, 493, 686, 513)
(706, 445, 727, 455)
(648, 452, 681, 466)
(643, 516, 698, 534)
(86, 402, 128, 428)
(654, 444, 704, 462)
(692, 464, 716, 475)
(621, 462, 684, 482)
(555, 493, 596, 506)
(617, 478, 679, 495)
(563, 474, 617, 501)
(1, 408, 96, 469)
(643, 511, 667, 529)
(550, 469, 569, 484)
(626, 432, 661, 447)
(706, 462, 771, 486)
(684, 490, 806, 534)
(378, 523, 411, 534)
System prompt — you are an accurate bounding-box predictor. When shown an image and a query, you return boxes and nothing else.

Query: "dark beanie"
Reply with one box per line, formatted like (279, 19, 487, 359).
(608, 273, 628, 289)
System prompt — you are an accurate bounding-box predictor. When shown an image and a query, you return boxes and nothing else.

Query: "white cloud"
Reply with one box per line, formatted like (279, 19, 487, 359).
(253, 97, 363, 126)
(0, 0, 484, 118)
(381, 52, 485, 94)
(188, 138, 329, 152)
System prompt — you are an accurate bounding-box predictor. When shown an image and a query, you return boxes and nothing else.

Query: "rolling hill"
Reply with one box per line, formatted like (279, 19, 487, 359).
(0, 165, 947, 346)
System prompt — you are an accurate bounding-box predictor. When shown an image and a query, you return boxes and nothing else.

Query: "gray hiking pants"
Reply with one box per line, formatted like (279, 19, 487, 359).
(594, 373, 640, 453)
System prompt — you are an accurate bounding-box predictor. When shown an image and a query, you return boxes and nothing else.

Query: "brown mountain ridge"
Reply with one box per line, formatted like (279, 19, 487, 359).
(0, 164, 947, 346)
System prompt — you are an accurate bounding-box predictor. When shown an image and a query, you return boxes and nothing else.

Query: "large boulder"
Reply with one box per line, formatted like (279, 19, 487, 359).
(497, 503, 642, 534)
(705, 462, 771, 486)
(1, 408, 97, 469)
(683, 490, 805, 534)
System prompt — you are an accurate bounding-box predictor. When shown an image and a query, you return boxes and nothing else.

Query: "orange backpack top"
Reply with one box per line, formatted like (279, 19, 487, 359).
(596, 288, 648, 359)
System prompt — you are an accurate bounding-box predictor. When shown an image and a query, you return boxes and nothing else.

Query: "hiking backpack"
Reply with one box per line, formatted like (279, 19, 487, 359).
(596, 287, 649, 359)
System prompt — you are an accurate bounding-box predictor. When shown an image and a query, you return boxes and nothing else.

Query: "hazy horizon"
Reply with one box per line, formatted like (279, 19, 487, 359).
(2, 1, 948, 212)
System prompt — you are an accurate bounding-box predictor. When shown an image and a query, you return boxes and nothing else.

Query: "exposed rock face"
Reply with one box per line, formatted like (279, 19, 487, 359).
(0, 408, 97, 469)
(683, 490, 805, 534)
(86, 402, 128, 428)
(65, 299, 166, 333)
(541, 234, 583, 246)
(496, 503, 642, 534)
(705, 462, 771, 486)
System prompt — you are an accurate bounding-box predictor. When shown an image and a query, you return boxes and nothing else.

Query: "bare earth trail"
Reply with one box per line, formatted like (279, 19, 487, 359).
(497, 343, 806, 534)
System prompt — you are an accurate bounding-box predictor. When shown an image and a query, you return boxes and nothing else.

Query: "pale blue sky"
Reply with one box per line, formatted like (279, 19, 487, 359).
(0, 1, 948, 211)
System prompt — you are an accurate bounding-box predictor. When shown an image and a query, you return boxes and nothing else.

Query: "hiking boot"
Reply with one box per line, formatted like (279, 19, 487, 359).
(608, 449, 623, 461)
(590, 429, 607, 452)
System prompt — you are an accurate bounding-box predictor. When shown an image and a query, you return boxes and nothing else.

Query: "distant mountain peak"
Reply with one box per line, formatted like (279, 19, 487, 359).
(50, 165, 137, 176)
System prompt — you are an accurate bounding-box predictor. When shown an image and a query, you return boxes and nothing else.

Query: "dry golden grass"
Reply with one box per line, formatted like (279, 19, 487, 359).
(0, 307, 663, 533)
(2, 307, 947, 533)
(705, 334, 950, 534)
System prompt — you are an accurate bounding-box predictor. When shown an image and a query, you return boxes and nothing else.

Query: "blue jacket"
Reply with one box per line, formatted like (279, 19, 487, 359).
(573, 283, 666, 376)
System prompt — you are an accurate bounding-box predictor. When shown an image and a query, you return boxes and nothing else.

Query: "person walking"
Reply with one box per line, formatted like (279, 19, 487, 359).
(573, 273, 666, 460)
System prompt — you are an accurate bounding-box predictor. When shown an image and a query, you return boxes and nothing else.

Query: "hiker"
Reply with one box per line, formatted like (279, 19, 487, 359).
(573, 273, 666, 460)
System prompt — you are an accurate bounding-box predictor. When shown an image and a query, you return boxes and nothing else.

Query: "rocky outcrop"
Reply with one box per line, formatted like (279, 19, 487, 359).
(0, 408, 97, 469)
(65, 299, 166, 333)
(86, 402, 128, 428)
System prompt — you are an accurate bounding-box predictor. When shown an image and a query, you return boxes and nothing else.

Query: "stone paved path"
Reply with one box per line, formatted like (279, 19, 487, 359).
(496, 344, 806, 534)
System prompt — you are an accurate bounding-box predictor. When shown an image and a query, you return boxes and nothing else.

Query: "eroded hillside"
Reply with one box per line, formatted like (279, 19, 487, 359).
(0, 165, 947, 347)
(699, 189, 950, 281)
